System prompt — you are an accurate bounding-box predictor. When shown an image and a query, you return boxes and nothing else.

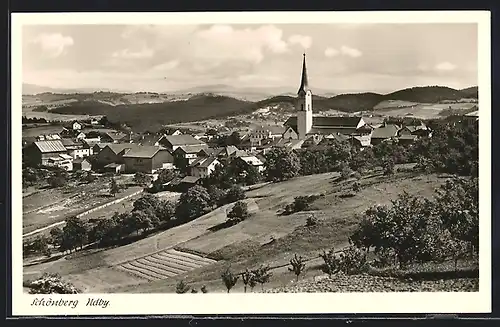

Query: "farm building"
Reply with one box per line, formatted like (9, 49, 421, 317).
(189, 156, 221, 178)
(73, 158, 92, 171)
(103, 163, 125, 174)
(91, 142, 111, 155)
(61, 138, 91, 159)
(370, 124, 401, 145)
(236, 155, 266, 173)
(122, 146, 174, 174)
(96, 144, 142, 168)
(172, 144, 211, 167)
(178, 176, 202, 191)
(158, 134, 207, 152)
(101, 131, 129, 143)
(24, 140, 68, 167)
(45, 154, 74, 171)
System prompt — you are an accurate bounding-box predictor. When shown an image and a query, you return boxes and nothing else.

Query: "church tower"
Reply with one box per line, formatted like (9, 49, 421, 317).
(296, 53, 313, 139)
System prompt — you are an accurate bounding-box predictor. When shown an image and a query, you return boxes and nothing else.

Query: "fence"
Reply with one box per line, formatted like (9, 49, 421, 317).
(75, 189, 144, 218)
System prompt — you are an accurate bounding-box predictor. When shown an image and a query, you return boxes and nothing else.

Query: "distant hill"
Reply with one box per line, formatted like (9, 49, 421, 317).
(29, 85, 478, 130)
(50, 94, 253, 133)
(460, 86, 479, 98)
(257, 86, 478, 113)
(22, 83, 125, 95)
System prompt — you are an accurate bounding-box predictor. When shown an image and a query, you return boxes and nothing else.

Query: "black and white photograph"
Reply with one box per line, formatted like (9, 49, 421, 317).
(11, 11, 491, 315)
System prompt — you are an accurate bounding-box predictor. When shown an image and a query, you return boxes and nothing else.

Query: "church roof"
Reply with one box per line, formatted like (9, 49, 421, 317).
(284, 116, 363, 129)
(297, 53, 309, 95)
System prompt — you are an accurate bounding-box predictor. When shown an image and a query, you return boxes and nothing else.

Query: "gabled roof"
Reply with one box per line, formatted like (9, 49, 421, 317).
(104, 163, 123, 168)
(371, 124, 400, 139)
(239, 156, 264, 166)
(465, 110, 479, 117)
(162, 134, 206, 147)
(105, 143, 141, 155)
(94, 142, 112, 149)
(174, 144, 209, 154)
(219, 145, 239, 157)
(34, 140, 67, 153)
(122, 146, 165, 158)
(190, 156, 220, 168)
(254, 125, 287, 135)
(104, 131, 127, 141)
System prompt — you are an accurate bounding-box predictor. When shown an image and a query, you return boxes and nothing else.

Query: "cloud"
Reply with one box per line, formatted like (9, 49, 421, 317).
(152, 60, 180, 71)
(112, 47, 155, 59)
(190, 24, 289, 64)
(288, 34, 312, 49)
(435, 62, 456, 71)
(31, 33, 74, 58)
(324, 47, 339, 57)
(340, 45, 362, 58)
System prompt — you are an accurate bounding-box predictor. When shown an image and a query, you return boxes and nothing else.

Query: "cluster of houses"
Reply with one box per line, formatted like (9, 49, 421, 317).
(22, 54, 478, 186)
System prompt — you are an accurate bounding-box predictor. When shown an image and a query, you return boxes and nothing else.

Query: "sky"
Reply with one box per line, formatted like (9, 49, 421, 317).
(22, 23, 478, 94)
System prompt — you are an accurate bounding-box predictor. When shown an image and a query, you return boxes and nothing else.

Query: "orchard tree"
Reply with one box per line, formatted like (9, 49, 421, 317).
(264, 147, 301, 182)
(288, 254, 306, 282)
(224, 185, 246, 204)
(60, 216, 89, 252)
(227, 201, 250, 224)
(175, 185, 212, 222)
(221, 267, 239, 293)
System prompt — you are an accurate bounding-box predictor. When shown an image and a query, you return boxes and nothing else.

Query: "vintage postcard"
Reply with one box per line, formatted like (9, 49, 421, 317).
(11, 11, 491, 316)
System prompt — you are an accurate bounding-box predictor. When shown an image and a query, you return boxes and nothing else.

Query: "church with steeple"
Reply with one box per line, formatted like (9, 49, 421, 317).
(283, 54, 371, 142)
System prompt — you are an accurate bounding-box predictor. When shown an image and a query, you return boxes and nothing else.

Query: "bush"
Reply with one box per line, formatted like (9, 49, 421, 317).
(175, 280, 191, 294)
(352, 181, 361, 193)
(27, 273, 80, 294)
(283, 195, 319, 215)
(200, 285, 208, 293)
(320, 248, 340, 276)
(224, 185, 246, 204)
(305, 214, 318, 227)
(337, 246, 368, 275)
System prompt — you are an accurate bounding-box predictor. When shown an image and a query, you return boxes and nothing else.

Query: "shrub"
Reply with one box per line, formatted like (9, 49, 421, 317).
(320, 248, 340, 276)
(352, 181, 361, 193)
(338, 246, 368, 275)
(175, 280, 191, 294)
(283, 195, 319, 215)
(27, 273, 80, 294)
(224, 185, 246, 204)
(200, 285, 208, 293)
(305, 214, 318, 227)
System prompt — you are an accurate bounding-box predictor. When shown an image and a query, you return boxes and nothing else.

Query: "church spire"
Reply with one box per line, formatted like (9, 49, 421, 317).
(297, 53, 309, 95)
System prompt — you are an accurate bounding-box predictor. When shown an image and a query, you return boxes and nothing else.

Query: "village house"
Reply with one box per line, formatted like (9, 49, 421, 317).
(158, 134, 207, 152)
(122, 146, 174, 174)
(91, 142, 111, 155)
(274, 138, 304, 150)
(189, 156, 221, 178)
(36, 134, 61, 141)
(236, 155, 266, 173)
(177, 176, 202, 192)
(101, 131, 129, 144)
(96, 143, 142, 168)
(72, 122, 82, 130)
(172, 144, 209, 168)
(73, 158, 92, 171)
(24, 140, 71, 168)
(76, 132, 87, 140)
(250, 125, 286, 146)
(61, 138, 91, 159)
(464, 110, 479, 122)
(370, 124, 401, 145)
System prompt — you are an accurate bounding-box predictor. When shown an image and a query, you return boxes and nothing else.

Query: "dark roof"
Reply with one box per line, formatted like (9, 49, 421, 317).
(122, 146, 165, 158)
(162, 134, 206, 146)
(73, 158, 91, 164)
(60, 138, 79, 147)
(371, 124, 400, 139)
(104, 131, 128, 141)
(174, 144, 209, 154)
(284, 116, 363, 128)
(105, 143, 141, 155)
(34, 140, 67, 153)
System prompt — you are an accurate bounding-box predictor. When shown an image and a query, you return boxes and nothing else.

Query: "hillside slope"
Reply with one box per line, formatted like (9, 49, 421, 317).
(50, 95, 254, 132)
